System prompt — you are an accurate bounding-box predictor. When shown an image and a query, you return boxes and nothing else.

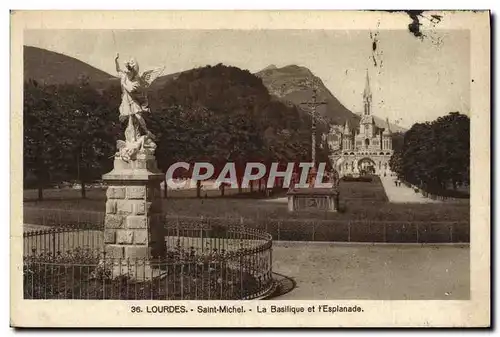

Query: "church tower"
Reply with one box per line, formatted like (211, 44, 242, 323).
(360, 70, 375, 143)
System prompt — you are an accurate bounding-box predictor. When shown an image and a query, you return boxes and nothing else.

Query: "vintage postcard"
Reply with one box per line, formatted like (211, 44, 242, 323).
(10, 10, 490, 327)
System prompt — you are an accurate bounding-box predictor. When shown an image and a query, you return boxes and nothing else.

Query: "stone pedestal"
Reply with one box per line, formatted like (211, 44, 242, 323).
(287, 188, 339, 212)
(102, 153, 166, 260)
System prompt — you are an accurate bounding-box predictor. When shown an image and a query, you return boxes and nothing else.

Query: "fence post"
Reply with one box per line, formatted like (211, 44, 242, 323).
(180, 264, 184, 299)
(240, 251, 243, 298)
(312, 222, 315, 241)
(176, 216, 180, 237)
(52, 230, 56, 261)
(348, 221, 351, 242)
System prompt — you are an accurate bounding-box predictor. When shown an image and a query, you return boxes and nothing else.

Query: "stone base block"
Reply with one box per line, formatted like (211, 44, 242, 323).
(109, 262, 167, 281)
(104, 245, 125, 259)
(287, 188, 339, 212)
(102, 155, 166, 262)
(104, 244, 152, 259)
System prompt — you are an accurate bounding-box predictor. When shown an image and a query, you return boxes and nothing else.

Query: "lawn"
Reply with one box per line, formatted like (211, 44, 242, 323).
(24, 177, 470, 223)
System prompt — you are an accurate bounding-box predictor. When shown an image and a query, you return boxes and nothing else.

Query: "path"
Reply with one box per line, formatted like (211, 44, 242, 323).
(380, 175, 440, 204)
(272, 241, 469, 300)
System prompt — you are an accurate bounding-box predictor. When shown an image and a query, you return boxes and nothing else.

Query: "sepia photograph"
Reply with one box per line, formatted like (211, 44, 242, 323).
(10, 10, 490, 327)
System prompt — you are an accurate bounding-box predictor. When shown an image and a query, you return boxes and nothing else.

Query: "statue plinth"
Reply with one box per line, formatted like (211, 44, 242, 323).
(103, 153, 162, 180)
(287, 187, 339, 212)
(287, 167, 340, 213)
(102, 153, 166, 262)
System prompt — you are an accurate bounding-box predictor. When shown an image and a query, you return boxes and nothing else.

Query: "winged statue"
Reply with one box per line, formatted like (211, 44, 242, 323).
(114, 53, 165, 162)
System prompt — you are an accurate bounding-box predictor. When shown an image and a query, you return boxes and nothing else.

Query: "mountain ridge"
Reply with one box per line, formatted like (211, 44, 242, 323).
(255, 64, 406, 133)
(23, 45, 117, 87)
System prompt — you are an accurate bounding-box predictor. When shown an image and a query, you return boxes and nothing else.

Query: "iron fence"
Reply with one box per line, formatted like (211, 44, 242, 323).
(23, 221, 274, 300)
(23, 207, 470, 243)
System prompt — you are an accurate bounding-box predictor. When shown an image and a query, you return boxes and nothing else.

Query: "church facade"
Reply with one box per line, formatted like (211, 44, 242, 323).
(325, 72, 393, 176)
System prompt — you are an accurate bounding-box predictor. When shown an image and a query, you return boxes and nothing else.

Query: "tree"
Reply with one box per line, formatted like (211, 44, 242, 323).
(24, 80, 120, 199)
(149, 64, 315, 198)
(398, 112, 470, 194)
(51, 83, 119, 198)
(24, 81, 62, 200)
(389, 150, 403, 178)
(431, 112, 470, 189)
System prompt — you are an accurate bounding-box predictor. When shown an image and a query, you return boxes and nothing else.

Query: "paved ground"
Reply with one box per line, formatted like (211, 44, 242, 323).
(380, 176, 440, 204)
(272, 241, 469, 300)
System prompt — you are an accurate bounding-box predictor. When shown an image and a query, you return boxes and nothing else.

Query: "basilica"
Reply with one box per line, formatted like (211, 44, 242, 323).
(326, 72, 393, 176)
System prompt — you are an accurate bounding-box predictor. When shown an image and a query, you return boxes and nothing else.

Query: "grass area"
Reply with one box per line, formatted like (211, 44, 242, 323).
(24, 177, 470, 223)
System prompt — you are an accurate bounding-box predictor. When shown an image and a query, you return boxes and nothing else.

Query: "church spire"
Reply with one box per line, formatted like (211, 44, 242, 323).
(343, 120, 351, 134)
(383, 117, 391, 136)
(363, 69, 371, 99)
(363, 69, 372, 116)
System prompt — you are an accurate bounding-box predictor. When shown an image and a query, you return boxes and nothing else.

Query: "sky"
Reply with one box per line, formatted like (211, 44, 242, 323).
(24, 29, 470, 128)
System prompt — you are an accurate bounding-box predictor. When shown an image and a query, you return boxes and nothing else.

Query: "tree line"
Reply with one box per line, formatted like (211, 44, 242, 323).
(389, 112, 470, 196)
(24, 64, 332, 199)
(23, 79, 121, 199)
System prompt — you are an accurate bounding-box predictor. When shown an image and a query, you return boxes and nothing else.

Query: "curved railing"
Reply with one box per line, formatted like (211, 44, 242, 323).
(23, 221, 274, 300)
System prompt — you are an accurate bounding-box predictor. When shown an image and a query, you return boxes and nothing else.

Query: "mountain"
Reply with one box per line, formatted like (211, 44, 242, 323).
(22, 47, 406, 133)
(258, 64, 278, 72)
(255, 64, 406, 133)
(149, 71, 183, 91)
(23, 46, 117, 87)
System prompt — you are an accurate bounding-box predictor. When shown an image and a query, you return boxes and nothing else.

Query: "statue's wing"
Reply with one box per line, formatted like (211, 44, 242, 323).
(116, 140, 127, 150)
(141, 66, 166, 87)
